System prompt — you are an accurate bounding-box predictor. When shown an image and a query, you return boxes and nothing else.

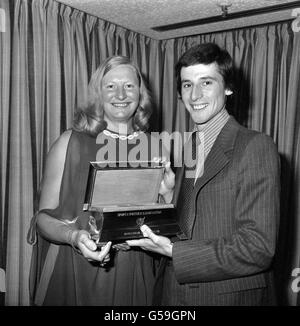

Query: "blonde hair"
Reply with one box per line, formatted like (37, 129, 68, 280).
(73, 56, 153, 137)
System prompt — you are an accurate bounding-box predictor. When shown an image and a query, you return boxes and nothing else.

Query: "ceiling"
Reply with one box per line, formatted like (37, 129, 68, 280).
(55, 0, 300, 40)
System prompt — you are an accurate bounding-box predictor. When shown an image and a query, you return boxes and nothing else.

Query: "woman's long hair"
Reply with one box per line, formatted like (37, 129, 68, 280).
(73, 56, 153, 137)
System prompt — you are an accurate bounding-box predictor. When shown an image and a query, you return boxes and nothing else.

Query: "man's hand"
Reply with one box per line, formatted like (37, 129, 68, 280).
(126, 225, 173, 257)
(112, 243, 131, 251)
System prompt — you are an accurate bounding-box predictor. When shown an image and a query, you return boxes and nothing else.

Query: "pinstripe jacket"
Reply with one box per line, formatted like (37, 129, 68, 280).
(155, 117, 280, 306)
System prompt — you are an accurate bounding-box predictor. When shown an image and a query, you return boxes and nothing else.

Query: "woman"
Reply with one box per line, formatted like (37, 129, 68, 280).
(28, 56, 174, 306)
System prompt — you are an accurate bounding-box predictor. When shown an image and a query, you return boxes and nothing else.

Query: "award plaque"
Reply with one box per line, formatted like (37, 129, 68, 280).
(83, 161, 181, 243)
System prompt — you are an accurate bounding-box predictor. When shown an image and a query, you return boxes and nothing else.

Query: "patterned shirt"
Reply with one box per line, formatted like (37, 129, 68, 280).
(193, 108, 230, 179)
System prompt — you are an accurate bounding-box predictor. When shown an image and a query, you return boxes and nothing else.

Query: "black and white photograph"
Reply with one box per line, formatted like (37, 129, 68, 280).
(0, 0, 300, 313)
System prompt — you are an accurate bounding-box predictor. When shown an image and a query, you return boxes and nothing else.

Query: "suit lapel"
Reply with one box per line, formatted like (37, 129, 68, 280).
(183, 117, 240, 238)
(193, 142, 229, 193)
(195, 117, 239, 191)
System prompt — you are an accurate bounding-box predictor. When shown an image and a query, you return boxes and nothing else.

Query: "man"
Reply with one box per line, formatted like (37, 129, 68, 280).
(127, 43, 280, 306)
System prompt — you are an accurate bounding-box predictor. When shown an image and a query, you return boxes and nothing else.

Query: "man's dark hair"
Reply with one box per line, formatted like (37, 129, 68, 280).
(175, 43, 235, 96)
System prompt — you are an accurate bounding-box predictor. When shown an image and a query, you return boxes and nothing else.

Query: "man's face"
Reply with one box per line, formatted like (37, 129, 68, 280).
(180, 62, 232, 125)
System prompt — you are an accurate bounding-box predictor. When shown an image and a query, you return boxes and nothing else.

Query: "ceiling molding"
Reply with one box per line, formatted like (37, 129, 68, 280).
(152, 1, 300, 32)
(54, 0, 300, 40)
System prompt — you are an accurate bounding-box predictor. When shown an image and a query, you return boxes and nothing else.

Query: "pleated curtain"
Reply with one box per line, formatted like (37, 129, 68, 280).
(0, 0, 299, 305)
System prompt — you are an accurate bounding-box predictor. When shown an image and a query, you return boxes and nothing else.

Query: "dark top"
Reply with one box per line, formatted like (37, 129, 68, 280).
(29, 129, 161, 306)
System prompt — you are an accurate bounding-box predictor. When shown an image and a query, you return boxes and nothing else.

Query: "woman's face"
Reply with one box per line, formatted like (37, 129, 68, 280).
(101, 64, 140, 127)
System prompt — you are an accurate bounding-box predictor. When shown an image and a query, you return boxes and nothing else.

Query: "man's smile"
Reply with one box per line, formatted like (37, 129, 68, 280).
(191, 103, 208, 110)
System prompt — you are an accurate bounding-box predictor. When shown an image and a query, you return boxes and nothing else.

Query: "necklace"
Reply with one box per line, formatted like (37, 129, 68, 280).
(103, 129, 140, 140)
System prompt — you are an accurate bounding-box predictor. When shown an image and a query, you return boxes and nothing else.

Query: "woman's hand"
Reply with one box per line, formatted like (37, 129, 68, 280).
(71, 230, 112, 264)
(156, 158, 175, 203)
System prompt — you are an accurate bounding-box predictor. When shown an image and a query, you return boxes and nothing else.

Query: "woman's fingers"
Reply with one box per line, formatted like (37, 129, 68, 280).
(80, 238, 112, 262)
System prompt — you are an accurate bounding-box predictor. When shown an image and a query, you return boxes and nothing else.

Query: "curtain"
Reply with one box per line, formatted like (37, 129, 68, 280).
(0, 0, 11, 305)
(1, 0, 300, 305)
(2, 0, 163, 305)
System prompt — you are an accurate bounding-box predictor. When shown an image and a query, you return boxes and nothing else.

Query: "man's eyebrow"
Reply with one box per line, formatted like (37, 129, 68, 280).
(199, 76, 218, 81)
(181, 76, 218, 83)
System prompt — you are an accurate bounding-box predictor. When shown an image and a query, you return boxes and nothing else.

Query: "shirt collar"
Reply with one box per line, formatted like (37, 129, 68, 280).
(192, 108, 230, 156)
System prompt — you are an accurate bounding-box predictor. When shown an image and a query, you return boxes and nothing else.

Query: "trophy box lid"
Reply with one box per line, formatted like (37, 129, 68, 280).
(83, 161, 164, 211)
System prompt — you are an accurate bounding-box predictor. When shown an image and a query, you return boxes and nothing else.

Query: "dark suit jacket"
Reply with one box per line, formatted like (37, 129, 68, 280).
(156, 117, 280, 306)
